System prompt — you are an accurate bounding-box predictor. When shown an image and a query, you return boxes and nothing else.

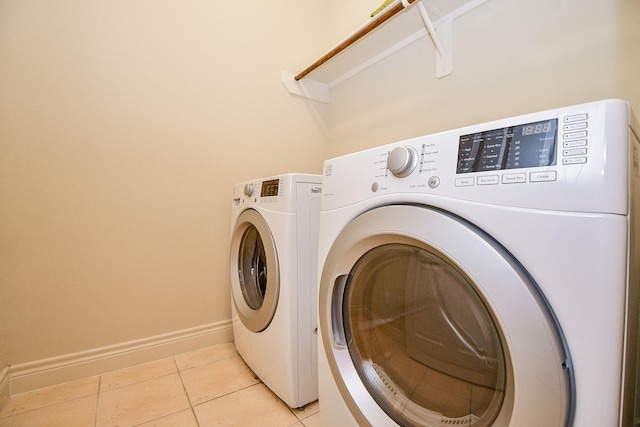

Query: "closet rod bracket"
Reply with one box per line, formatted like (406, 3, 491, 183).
(416, 1, 450, 77)
(430, 0, 489, 78)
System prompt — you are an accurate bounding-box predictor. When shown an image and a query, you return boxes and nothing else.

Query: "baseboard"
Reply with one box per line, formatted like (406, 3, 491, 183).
(8, 320, 233, 395)
(0, 366, 9, 411)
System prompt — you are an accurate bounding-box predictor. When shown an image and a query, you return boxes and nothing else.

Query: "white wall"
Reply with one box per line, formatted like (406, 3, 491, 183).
(0, 0, 328, 392)
(324, 0, 640, 157)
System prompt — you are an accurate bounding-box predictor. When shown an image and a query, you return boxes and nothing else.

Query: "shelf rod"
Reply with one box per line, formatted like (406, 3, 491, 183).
(294, 0, 419, 81)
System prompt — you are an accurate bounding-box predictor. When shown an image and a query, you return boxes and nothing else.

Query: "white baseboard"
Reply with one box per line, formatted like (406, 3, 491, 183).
(8, 320, 233, 395)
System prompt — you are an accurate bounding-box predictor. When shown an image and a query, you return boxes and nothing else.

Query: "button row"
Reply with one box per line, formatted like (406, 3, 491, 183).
(454, 171, 557, 187)
(562, 112, 588, 165)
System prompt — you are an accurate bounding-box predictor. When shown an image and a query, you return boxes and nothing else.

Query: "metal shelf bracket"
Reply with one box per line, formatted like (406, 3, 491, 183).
(430, 0, 488, 78)
(415, 1, 450, 77)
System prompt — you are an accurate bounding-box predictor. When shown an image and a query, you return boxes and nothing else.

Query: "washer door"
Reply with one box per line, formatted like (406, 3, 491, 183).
(319, 205, 572, 427)
(230, 209, 279, 332)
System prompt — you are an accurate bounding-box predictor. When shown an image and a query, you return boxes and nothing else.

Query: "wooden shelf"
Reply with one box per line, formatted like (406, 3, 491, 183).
(294, 0, 421, 82)
(282, 0, 488, 103)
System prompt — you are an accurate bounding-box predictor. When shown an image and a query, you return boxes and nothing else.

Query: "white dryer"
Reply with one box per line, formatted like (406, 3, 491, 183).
(317, 99, 640, 426)
(230, 173, 321, 408)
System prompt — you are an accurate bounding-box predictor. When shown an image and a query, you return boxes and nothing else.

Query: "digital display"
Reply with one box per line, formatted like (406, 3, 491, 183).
(261, 179, 279, 197)
(457, 119, 557, 174)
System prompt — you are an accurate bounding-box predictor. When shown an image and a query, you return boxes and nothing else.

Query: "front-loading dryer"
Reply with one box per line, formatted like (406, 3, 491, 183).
(317, 99, 640, 426)
(230, 173, 321, 408)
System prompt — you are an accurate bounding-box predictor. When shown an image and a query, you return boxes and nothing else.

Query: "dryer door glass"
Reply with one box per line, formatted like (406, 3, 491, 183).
(319, 205, 571, 426)
(238, 225, 268, 310)
(343, 243, 505, 427)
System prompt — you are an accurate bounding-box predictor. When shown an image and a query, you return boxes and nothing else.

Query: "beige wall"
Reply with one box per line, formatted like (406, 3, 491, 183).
(326, 0, 382, 46)
(0, 0, 328, 381)
(325, 0, 640, 157)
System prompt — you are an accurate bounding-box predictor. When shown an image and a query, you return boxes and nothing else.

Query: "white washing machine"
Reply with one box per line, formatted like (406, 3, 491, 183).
(317, 99, 640, 426)
(230, 173, 321, 408)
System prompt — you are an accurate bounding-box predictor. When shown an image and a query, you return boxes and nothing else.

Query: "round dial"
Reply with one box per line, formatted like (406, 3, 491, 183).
(387, 146, 418, 178)
(243, 183, 254, 197)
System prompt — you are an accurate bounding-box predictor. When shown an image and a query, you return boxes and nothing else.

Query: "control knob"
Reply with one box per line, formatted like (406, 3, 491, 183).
(243, 183, 254, 197)
(387, 146, 418, 178)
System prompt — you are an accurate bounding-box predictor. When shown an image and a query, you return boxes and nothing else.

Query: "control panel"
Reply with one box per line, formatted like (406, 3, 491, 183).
(233, 174, 323, 212)
(377, 109, 594, 190)
(321, 99, 634, 214)
(235, 178, 281, 206)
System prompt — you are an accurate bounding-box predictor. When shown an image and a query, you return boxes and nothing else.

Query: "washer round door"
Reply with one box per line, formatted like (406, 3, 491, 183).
(319, 205, 573, 427)
(230, 209, 279, 332)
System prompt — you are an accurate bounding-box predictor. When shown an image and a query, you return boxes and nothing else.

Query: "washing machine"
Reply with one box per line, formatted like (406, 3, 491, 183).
(230, 173, 321, 408)
(317, 99, 640, 426)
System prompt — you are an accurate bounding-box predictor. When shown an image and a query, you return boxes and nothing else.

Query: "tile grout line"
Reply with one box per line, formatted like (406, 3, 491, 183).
(0, 391, 100, 424)
(173, 356, 201, 427)
(93, 376, 102, 427)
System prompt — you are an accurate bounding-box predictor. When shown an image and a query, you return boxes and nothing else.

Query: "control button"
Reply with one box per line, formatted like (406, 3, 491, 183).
(455, 177, 474, 187)
(371, 182, 379, 192)
(563, 139, 587, 148)
(563, 148, 587, 156)
(243, 183, 254, 197)
(428, 176, 440, 189)
(563, 122, 587, 132)
(563, 157, 587, 165)
(564, 130, 588, 139)
(564, 113, 588, 123)
(477, 175, 499, 185)
(502, 173, 526, 184)
(387, 146, 418, 178)
(530, 171, 557, 182)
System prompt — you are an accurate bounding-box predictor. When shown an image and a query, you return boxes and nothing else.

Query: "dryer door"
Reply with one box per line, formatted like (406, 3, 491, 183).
(319, 205, 573, 427)
(230, 209, 279, 332)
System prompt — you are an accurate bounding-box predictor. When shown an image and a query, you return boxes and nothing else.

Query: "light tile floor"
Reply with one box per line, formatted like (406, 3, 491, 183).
(0, 343, 320, 427)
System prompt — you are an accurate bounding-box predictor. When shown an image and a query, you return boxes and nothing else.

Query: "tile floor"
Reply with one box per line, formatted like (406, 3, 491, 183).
(0, 342, 320, 427)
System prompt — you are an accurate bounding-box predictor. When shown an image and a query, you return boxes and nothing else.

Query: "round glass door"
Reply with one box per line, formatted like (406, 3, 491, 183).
(344, 244, 505, 427)
(230, 209, 279, 332)
(319, 205, 572, 427)
(238, 225, 268, 310)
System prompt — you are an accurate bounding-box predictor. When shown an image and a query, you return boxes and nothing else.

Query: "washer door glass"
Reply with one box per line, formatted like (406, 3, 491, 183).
(238, 225, 268, 310)
(230, 209, 279, 332)
(344, 243, 505, 427)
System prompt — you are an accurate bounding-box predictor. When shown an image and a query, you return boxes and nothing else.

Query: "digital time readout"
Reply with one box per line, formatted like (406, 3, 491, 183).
(457, 119, 557, 173)
(260, 179, 280, 197)
(522, 121, 553, 136)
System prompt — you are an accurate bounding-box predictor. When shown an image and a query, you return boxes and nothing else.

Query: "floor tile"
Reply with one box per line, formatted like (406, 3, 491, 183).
(193, 383, 299, 427)
(292, 399, 319, 420)
(0, 395, 97, 427)
(180, 354, 259, 405)
(100, 358, 177, 392)
(174, 342, 239, 371)
(300, 411, 321, 427)
(0, 376, 98, 417)
(0, 342, 322, 426)
(96, 373, 190, 426)
(134, 409, 198, 427)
